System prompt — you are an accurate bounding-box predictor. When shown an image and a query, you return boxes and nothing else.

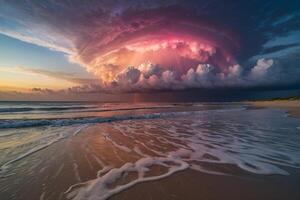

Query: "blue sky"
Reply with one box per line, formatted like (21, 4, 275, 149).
(0, 0, 299, 101)
(0, 34, 91, 77)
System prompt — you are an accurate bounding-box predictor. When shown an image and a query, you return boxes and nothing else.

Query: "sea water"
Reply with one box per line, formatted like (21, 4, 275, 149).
(0, 102, 299, 200)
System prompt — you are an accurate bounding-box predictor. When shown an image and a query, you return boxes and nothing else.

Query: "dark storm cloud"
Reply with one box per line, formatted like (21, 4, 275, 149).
(0, 0, 300, 92)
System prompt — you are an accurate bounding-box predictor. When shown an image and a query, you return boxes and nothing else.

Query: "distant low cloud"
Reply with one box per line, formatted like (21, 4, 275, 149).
(14, 66, 98, 85)
(250, 59, 274, 77)
(63, 59, 274, 93)
(31, 87, 55, 94)
(21, 57, 299, 95)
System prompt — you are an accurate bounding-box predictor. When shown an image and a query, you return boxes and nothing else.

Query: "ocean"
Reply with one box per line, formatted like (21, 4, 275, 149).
(0, 101, 300, 200)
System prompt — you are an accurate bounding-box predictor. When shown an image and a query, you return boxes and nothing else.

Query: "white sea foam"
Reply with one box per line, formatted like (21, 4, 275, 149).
(53, 163, 65, 178)
(0, 133, 65, 171)
(0, 108, 245, 129)
(2, 105, 299, 200)
(73, 125, 89, 136)
(102, 133, 132, 153)
(64, 108, 300, 200)
(133, 146, 149, 157)
(73, 163, 82, 182)
(67, 155, 188, 200)
(0, 125, 85, 172)
(97, 166, 113, 177)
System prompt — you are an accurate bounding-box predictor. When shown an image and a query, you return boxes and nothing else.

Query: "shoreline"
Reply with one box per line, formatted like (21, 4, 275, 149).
(109, 100, 300, 200)
(1, 102, 300, 200)
(247, 100, 300, 119)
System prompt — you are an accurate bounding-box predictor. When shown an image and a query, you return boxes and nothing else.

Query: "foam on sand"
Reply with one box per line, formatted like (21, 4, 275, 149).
(0, 125, 87, 172)
(66, 155, 188, 200)
(1, 105, 300, 200)
(63, 108, 300, 200)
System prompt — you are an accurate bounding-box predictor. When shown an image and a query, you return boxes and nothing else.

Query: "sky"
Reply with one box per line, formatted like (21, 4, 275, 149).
(0, 0, 299, 101)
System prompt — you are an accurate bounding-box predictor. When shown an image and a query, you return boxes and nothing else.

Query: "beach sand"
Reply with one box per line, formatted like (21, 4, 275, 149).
(110, 169, 300, 200)
(249, 100, 300, 118)
(110, 100, 300, 200)
(1, 103, 300, 200)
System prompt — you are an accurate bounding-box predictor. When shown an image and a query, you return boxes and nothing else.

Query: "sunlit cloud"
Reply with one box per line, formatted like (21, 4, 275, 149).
(0, 1, 299, 93)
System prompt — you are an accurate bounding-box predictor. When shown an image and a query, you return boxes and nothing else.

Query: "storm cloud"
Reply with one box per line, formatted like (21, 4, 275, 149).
(0, 0, 299, 92)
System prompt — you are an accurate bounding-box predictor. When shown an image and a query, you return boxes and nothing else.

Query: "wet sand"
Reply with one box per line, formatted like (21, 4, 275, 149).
(110, 169, 300, 200)
(110, 101, 300, 200)
(249, 100, 300, 118)
(1, 104, 300, 200)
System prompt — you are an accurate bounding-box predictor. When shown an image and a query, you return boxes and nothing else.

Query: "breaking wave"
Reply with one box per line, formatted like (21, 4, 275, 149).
(0, 106, 97, 113)
(0, 108, 244, 129)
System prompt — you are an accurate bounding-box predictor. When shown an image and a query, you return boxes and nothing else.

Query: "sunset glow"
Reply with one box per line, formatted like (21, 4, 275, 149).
(0, 0, 299, 100)
(1, 2, 300, 200)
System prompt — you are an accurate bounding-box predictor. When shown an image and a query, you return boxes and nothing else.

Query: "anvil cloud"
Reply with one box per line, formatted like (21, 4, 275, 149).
(0, 0, 299, 93)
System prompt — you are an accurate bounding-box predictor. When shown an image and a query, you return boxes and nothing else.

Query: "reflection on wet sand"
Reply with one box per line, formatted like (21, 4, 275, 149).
(1, 107, 300, 200)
